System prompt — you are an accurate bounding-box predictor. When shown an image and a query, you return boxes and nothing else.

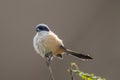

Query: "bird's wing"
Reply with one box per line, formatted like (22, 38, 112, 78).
(42, 32, 65, 55)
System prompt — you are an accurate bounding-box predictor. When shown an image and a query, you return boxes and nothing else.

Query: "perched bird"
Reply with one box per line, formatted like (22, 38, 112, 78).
(33, 24, 92, 80)
(33, 24, 92, 62)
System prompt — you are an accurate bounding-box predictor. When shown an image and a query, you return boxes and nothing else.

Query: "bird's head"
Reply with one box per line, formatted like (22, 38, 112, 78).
(35, 24, 50, 32)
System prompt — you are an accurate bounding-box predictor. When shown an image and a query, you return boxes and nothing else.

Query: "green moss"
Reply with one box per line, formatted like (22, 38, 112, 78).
(68, 63, 106, 80)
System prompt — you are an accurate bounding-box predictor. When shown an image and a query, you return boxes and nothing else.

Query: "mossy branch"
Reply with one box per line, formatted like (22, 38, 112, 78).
(68, 63, 106, 80)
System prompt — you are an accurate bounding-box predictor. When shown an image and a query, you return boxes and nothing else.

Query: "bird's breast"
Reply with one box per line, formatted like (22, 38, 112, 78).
(33, 33, 47, 57)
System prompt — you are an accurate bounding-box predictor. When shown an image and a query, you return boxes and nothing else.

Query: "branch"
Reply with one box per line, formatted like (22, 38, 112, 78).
(68, 63, 106, 80)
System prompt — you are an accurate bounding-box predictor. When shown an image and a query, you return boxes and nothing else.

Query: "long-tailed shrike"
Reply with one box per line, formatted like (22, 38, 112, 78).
(33, 24, 92, 63)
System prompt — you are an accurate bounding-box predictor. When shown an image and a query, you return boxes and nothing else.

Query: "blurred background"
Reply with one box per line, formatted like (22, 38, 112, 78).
(0, 0, 120, 80)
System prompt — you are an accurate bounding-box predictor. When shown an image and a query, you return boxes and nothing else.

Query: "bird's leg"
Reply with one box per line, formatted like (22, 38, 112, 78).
(45, 52, 54, 80)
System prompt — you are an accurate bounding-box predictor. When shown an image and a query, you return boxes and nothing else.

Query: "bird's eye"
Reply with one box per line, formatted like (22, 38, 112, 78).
(38, 27, 43, 30)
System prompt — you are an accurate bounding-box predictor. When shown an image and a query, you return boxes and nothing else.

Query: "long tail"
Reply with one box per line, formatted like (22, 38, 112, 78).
(65, 49, 93, 59)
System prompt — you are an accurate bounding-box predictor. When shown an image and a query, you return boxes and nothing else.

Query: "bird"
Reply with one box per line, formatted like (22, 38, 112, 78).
(33, 24, 92, 80)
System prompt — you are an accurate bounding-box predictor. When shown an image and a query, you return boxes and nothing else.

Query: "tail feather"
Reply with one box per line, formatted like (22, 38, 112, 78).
(66, 49, 93, 59)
